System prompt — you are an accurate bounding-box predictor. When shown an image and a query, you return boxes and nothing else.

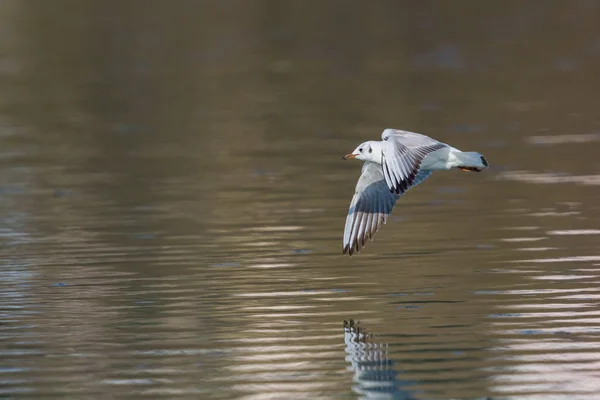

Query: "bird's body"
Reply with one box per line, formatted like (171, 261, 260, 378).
(342, 128, 488, 255)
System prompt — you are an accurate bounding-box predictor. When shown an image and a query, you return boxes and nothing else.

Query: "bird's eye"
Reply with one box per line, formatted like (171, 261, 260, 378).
(369, 148, 372, 153)
(359, 148, 363, 152)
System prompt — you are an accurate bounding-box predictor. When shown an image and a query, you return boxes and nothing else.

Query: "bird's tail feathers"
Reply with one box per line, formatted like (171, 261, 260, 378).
(454, 151, 489, 172)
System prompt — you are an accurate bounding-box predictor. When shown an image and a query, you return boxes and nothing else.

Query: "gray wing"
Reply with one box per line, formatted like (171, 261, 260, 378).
(342, 162, 432, 255)
(413, 169, 432, 187)
(380, 129, 447, 195)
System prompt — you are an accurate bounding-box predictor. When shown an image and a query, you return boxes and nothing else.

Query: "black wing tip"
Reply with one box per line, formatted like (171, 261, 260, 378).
(391, 183, 406, 195)
(343, 242, 365, 256)
(343, 244, 354, 256)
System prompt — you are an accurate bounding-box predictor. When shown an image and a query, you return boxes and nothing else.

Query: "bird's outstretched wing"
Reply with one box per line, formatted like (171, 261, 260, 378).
(380, 129, 447, 194)
(343, 162, 432, 255)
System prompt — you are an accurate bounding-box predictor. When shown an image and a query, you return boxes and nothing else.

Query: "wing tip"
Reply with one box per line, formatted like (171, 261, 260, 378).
(343, 241, 367, 256)
(343, 244, 354, 256)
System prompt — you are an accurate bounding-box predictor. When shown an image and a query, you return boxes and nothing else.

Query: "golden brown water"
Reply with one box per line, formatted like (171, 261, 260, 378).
(1, 1, 600, 399)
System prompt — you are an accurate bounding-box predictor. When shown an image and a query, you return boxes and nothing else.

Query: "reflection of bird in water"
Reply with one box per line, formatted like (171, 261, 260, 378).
(343, 320, 417, 400)
(342, 128, 489, 255)
(344, 320, 496, 400)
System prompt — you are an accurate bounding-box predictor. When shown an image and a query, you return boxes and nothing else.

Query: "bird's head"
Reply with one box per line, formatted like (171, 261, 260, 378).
(343, 141, 379, 162)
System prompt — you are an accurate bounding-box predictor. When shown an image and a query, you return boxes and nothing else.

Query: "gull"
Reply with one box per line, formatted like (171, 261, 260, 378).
(342, 128, 489, 255)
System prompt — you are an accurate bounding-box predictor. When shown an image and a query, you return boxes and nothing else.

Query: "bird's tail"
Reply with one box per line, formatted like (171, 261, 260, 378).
(453, 151, 489, 172)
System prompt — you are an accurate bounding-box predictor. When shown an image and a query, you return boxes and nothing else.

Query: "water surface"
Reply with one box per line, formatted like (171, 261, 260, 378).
(1, 1, 600, 399)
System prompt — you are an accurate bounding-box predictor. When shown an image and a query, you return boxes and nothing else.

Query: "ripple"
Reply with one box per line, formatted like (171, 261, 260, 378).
(513, 256, 600, 263)
(527, 133, 600, 145)
(548, 229, 600, 236)
(501, 237, 547, 242)
(497, 171, 600, 186)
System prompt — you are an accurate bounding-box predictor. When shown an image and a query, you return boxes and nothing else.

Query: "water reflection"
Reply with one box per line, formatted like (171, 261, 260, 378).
(344, 320, 416, 400)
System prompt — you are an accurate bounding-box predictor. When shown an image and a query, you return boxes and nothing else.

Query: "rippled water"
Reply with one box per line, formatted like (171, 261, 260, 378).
(1, 2, 600, 399)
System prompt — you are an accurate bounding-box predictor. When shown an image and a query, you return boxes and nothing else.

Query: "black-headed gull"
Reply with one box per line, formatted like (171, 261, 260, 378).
(342, 128, 489, 255)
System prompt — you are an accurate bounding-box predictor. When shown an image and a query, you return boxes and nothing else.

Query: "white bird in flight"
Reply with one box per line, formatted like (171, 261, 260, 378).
(342, 128, 489, 255)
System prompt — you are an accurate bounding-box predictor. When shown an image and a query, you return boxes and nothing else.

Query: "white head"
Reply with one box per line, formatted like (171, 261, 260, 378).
(343, 141, 381, 162)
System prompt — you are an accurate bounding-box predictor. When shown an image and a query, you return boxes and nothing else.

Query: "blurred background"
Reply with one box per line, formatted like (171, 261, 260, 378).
(1, 1, 600, 399)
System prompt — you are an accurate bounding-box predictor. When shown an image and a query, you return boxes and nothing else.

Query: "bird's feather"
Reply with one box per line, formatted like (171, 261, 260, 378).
(343, 163, 432, 255)
(380, 129, 447, 194)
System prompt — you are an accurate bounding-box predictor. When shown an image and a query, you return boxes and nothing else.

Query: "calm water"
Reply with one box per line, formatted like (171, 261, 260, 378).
(1, 1, 600, 399)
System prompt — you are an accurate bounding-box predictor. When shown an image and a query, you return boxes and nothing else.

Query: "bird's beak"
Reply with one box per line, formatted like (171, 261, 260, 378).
(342, 153, 357, 160)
